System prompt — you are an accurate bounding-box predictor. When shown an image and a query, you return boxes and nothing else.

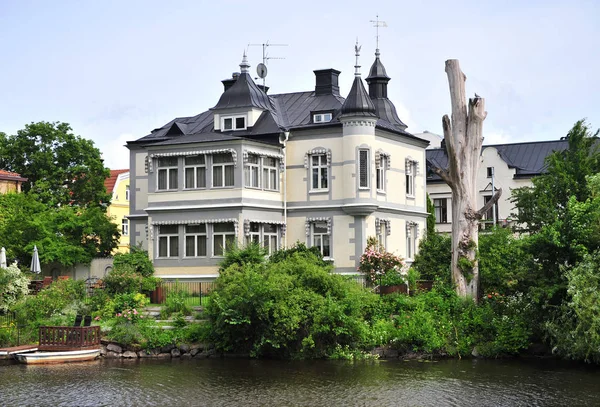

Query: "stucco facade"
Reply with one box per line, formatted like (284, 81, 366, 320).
(105, 170, 130, 253)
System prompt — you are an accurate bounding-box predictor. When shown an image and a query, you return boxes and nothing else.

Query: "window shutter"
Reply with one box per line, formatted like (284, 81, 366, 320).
(359, 150, 368, 188)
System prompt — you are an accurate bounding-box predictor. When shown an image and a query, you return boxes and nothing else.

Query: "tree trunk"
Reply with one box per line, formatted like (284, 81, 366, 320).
(431, 60, 501, 302)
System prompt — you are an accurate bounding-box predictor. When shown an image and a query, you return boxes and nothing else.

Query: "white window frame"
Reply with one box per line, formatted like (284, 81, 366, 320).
(184, 155, 207, 189)
(184, 224, 207, 258)
(406, 160, 417, 197)
(376, 156, 386, 193)
(377, 231, 387, 250)
(434, 198, 448, 223)
(212, 153, 235, 188)
(311, 222, 331, 258)
(262, 224, 279, 255)
(248, 223, 261, 245)
(244, 154, 260, 189)
(310, 154, 329, 191)
(406, 223, 417, 260)
(358, 149, 370, 190)
(157, 225, 179, 258)
(121, 219, 129, 236)
(213, 223, 236, 257)
(262, 157, 278, 191)
(156, 157, 178, 191)
(221, 115, 247, 131)
(313, 113, 332, 123)
(125, 185, 130, 201)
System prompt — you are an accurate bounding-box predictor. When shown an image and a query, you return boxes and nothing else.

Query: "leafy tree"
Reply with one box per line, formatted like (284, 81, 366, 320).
(0, 263, 30, 312)
(113, 246, 155, 278)
(0, 122, 110, 208)
(411, 233, 451, 283)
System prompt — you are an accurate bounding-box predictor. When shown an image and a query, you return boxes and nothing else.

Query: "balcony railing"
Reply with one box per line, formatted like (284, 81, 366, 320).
(38, 326, 100, 351)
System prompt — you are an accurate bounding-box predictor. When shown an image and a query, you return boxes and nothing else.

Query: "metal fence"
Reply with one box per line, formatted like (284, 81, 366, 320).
(151, 281, 216, 306)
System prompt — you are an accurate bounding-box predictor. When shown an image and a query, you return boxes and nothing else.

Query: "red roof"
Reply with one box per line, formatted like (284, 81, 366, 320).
(104, 169, 128, 194)
(0, 169, 27, 182)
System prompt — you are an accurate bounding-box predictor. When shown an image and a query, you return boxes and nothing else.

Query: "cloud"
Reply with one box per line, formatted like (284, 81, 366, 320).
(98, 133, 131, 170)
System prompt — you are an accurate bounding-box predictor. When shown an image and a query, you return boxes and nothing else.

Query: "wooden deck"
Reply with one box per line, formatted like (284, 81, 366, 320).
(38, 326, 100, 351)
(0, 344, 38, 358)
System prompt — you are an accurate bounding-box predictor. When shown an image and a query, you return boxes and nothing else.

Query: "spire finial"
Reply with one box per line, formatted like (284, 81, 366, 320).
(370, 14, 387, 57)
(240, 50, 250, 73)
(354, 38, 362, 77)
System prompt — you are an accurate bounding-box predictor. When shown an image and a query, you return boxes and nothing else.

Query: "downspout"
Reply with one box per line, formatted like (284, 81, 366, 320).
(280, 131, 290, 248)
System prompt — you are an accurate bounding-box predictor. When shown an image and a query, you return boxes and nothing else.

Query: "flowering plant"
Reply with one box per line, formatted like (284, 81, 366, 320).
(358, 237, 404, 285)
(115, 308, 143, 323)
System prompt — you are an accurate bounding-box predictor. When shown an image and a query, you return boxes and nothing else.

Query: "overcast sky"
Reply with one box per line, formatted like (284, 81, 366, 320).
(1, 0, 598, 169)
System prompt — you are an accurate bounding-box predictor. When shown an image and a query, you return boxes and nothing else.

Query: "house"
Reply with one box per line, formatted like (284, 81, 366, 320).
(127, 46, 429, 280)
(104, 169, 130, 253)
(0, 170, 27, 194)
(426, 139, 568, 233)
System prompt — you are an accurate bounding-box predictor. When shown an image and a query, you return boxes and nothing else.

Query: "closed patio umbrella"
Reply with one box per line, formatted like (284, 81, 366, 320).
(0, 247, 6, 269)
(30, 245, 41, 274)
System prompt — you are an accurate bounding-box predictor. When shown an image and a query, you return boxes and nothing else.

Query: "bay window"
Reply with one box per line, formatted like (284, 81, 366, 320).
(185, 224, 207, 257)
(157, 157, 178, 191)
(157, 225, 179, 258)
(213, 153, 235, 188)
(213, 223, 236, 256)
(184, 155, 206, 189)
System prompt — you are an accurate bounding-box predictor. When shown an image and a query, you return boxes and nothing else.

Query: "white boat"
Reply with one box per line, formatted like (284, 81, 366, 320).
(15, 348, 100, 364)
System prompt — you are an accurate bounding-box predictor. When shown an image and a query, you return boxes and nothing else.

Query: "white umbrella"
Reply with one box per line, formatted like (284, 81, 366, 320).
(0, 247, 6, 269)
(30, 245, 41, 274)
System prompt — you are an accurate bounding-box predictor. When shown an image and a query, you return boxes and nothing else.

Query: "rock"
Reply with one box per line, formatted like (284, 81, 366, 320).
(384, 349, 399, 359)
(190, 348, 200, 357)
(472, 347, 480, 358)
(138, 350, 155, 358)
(161, 344, 175, 353)
(157, 353, 171, 359)
(107, 343, 123, 354)
(171, 348, 181, 358)
(179, 344, 190, 353)
(198, 349, 216, 358)
(190, 343, 205, 351)
(105, 351, 121, 359)
(122, 351, 138, 358)
(100, 345, 107, 356)
(371, 347, 385, 358)
(181, 353, 192, 359)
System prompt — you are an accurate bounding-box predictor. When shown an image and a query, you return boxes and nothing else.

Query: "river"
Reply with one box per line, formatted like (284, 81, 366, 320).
(1, 358, 598, 406)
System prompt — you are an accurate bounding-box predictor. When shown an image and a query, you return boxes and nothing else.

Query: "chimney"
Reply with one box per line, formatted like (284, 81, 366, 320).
(221, 72, 240, 92)
(313, 69, 341, 96)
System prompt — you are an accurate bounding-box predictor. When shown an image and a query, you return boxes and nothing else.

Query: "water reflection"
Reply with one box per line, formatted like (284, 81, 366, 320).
(0, 358, 598, 406)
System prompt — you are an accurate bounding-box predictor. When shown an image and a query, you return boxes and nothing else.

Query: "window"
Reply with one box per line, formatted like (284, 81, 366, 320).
(311, 154, 328, 190)
(185, 224, 207, 257)
(434, 198, 448, 223)
(244, 154, 260, 188)
(213, 223, 235, 256)
(376, 156, 386, 192)
(313, 113, 332, 123)
(121, 219, 129, 236)
(157, 157, 178, 191)
(377, 230, 387, 250)
(222, 115, 246, 131)
(406, 223, 417, 260)
(406, 160, 416, 197)
(185, 155, 206, 189)
(262, 157, 278, 191)
(487, 167, 494, 178)
(248, 223, 279, 255)
(312, 222, 330, 257)
(483, 195, 499, 222)
(157, 225, 179, 258)
(213, 153, 235, 187)
(125, 185, 130, 201)
(359, 149, 369, 189)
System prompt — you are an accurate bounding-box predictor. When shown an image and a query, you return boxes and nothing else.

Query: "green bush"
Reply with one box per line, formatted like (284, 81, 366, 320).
(0, 263, 30, 312)
(104, 265, 159, 295)
(164, 286, 192, 316)
(14, 279, 86, 323)
(113, 246, 155, 277)
(411, 233, 451, 284)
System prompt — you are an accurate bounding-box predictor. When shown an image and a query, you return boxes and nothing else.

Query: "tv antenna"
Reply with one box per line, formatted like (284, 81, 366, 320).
(369, 15, 388, 54)
(247, 41, 288, 87)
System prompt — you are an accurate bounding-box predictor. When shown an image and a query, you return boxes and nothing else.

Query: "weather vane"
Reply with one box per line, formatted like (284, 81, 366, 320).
(354, 39, 362, 76)
(370, 14, 388, 54)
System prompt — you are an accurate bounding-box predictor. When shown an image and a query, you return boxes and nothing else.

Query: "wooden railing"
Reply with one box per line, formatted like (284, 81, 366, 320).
(38, 326, 100, 351)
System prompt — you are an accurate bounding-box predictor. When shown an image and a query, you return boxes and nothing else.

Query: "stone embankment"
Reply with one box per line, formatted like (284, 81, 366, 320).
(101, 341, 217, 359)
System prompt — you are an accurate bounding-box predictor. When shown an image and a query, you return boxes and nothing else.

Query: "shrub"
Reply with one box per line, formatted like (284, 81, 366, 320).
(113, 246, 155, 277)
(411, 232, 451, 284)
(0, 262, 30, 312)
(164, 286, 192, 316)
(218, 242, 266, 272)
(14, 279, 86, 323)
(358, 237, 404, 285)
(104, 265, 159, 295)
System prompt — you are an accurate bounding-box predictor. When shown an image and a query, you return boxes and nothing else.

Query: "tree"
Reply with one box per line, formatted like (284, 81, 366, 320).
(0, 122, 110, 208)
(430, 60, 501, 301)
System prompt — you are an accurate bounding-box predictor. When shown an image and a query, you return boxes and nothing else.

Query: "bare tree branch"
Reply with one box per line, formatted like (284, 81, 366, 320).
(476, 188, 503, 219)
(431, 165, 454, 188)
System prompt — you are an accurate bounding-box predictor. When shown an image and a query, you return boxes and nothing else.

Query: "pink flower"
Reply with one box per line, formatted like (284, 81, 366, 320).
(94, 316, 101, 321)
(116, 313, 122, 317)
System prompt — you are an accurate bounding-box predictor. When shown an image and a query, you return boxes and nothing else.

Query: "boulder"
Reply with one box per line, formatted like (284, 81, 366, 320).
(384, 349, 399, 359)
(138, 350, 155, 358)
(105, 351, 121, 359)
(181, 353, 192, 359)
(107, 343, 123, 354)
(171, 348, 181, 358)
(190, 348, 200, 357)
(157, 353, 172, 359)
(179, 343, 190, 353)
(99, 345, 107, 356)
(122, 351, 137, 359)
(161, 344, 175, 353)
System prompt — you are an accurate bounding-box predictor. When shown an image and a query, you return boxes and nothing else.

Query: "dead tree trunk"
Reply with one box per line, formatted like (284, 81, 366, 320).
(431, 60, 501, 302)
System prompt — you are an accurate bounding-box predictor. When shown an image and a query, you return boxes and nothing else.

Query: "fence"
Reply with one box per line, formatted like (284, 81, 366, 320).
(38, 325, 100, 351)
(151, 281, 216, 306)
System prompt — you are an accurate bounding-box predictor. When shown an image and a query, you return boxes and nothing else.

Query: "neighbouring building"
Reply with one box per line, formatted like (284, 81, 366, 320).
(127, 45, 429, 281)
(0, 170, 27, 194)
(426, 139, 568, 233)
(104, 169, 130, 253)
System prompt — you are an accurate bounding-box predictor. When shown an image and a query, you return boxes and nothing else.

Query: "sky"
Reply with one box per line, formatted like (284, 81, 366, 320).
(1, 0, 599, 170)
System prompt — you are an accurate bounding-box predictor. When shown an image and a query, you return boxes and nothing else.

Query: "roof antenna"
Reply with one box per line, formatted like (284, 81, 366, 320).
(370, 14, 388, 57)
(248, 40, 288, 87)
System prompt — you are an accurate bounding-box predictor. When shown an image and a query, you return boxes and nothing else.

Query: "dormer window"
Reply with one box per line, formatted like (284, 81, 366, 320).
(222, 115, 247, 131)
(312, 112, 332, 123)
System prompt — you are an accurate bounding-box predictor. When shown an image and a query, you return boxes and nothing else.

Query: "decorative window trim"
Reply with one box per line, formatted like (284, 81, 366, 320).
(406, 221, 419, 239)
(148, 149, 237, 172)
(405, 157, 419, 175)
(243, 149, 285, 172)
(375, 218, 392, 236)
(305, 217, 332, 236)
(375, 150, 392, 169)
(244, 219, 287, 236)
(358, 148, 370, 189)
(304, 148, 332, 169)
(151, 219, 239, 239)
